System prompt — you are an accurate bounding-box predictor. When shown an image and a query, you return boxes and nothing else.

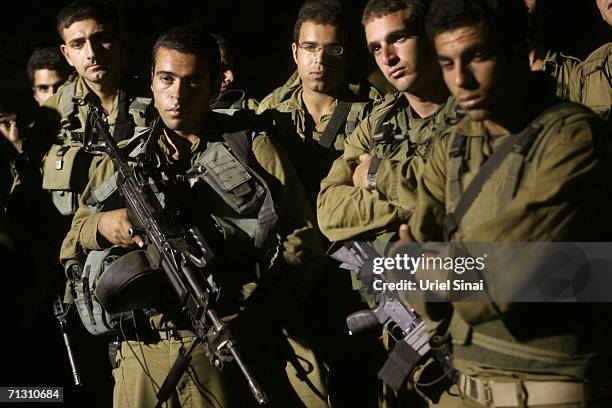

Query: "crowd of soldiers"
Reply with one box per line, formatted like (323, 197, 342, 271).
(0, 0, 611, 407)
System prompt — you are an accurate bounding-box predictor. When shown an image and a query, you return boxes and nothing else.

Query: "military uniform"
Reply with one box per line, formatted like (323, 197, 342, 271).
(318, 92, 461, 248)
(25, 74, 152, 217)
(537, 50, 581, 101)
(258, 76, 383, 407)
(60, 111, 325, 407)
(407, 93, 612, 407)
(569, 42, 611, 123)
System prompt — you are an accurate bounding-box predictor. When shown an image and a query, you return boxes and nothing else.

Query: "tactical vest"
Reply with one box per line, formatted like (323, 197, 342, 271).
(441, 103, 603, 377)
(41, 79, 151, 216)
(75, 126, 278, 335)
(369, 94, 459, 161)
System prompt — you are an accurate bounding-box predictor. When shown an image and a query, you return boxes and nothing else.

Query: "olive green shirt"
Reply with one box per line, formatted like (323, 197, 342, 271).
(539, 49, 581, 100)
(569, 42, 611, 122)
(408, 102, 612, 378)
(317, 92, 461, 244)
(257, 78, 381, 210)
(60, 112, 325, 330)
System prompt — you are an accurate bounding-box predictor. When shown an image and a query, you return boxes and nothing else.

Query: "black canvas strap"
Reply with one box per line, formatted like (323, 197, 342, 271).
(318, 101, 352, 148)
(443, 125, 541, 241)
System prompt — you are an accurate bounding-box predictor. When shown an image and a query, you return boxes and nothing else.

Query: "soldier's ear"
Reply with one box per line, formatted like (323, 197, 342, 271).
(291, 43, 298, 65)
(60, 44, 74, 67)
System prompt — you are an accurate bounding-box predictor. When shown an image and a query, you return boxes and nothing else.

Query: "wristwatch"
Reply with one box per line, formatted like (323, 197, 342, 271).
(367, 157, 381, 190)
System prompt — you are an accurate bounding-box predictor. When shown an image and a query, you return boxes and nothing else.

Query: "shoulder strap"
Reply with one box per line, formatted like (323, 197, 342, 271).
(443, 125, 542, 241)
(112, 90, 132, 142)
(446, 133, 468, 207)
(318, 101, 352, 149)
(222, 131, 278, 249)
(369, 95, 408, 151)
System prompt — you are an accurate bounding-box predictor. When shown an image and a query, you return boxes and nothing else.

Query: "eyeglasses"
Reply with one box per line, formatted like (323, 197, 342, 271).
(298, 43, 344, 56)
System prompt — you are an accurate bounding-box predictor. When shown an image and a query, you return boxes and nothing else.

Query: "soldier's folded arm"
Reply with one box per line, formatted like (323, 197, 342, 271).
(317, 118, 412, 242)
(228, 132, 326, 338)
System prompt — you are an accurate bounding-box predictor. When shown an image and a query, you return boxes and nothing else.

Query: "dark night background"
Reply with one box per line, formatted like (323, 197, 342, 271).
(0, 1, 609, 407)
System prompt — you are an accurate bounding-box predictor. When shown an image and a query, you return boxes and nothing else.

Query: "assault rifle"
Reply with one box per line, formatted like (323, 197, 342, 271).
(86, 104, 268, 406)
(330, 241, 455, 391)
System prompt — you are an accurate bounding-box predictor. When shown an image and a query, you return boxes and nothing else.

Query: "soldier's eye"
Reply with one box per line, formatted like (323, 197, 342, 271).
(71, 40, 84, 49)
(369, 45, 381, 55)
(189, 80, 203, 89)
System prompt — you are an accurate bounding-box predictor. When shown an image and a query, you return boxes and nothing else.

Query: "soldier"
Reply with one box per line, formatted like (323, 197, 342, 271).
(257, 1, 383, 406)
(316, 0, 462, 406)
(210, 34, 259, 112)
(317, 0, 460, 266)
(569, 0, 611, 121)
(60, 24, 324, 407)
(396, 0, 612, 406)
(27, 46, 71, 106)
(9, 0, 152, 220)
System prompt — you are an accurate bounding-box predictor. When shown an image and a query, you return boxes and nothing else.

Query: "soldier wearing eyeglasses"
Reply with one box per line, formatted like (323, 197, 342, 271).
(257, 1, 383, 407)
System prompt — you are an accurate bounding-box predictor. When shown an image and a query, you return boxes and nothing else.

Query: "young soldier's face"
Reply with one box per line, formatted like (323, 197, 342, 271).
(292, 22, 348, 94)
(596, 0, 612, 26)
(60, 19, 122, 87)
(32, 69, 66, 106)
(152, 48, 213, 135)
(365, 10, 424, 93)
(435, 22, 512, 122)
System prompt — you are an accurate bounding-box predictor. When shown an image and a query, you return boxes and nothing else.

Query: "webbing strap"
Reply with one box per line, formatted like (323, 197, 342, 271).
(317, 101, 352, 148)
(369, 95, 408, 152)
(223, 131, 278, 249)
(113, 90, 132, 142)
(443, 125, 542, 241)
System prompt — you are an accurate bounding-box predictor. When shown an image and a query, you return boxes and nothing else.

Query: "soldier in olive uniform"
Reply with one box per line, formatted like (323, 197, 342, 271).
(257, 2, 383, 406)
(61, 25, 325, 407)
(394, 0, 612, 406)
(12, 0, 153, 221)
(316, 1, 461, 406)
(317, 0, 461, 255)
(568, 0, 611, 122)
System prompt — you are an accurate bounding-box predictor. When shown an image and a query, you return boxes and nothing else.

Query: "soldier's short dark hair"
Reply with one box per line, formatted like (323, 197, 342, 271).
(56, 0, 120, 40)
(26, 47, 71, 84)
(211, 34, 235, 68)
(362, 0, 430, 33)
(152, 25, 220, 88)
(426, 0, 528, 59)
(293, 0, 348, 44)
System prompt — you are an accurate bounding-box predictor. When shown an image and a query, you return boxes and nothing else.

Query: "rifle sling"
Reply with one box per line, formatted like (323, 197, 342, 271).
(443, 125, 540, 241)
(317, 101, 352, 149)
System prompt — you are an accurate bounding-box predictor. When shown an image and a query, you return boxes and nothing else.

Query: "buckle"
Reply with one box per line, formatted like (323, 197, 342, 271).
(483, 380, 493, 407)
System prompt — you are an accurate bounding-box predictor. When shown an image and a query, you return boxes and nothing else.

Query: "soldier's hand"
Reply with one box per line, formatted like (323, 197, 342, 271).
(98, 208, 144, 248)
(353, 153, 372, 189)
(0, 113, 24, 153)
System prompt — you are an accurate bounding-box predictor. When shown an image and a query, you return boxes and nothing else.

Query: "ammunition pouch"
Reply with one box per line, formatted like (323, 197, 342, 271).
(42, 144, 94, 215)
